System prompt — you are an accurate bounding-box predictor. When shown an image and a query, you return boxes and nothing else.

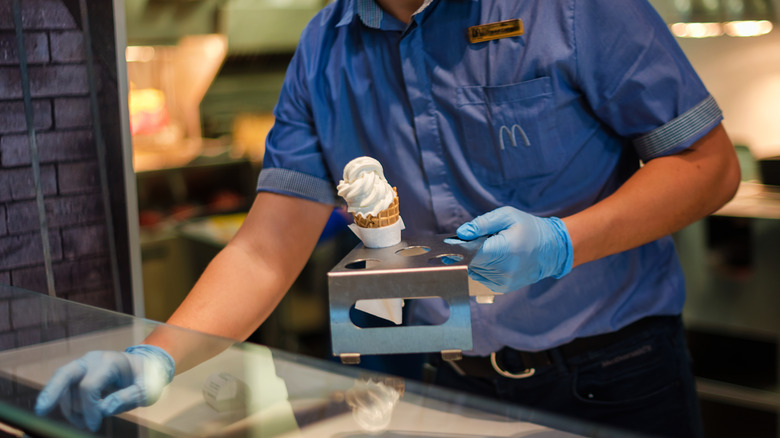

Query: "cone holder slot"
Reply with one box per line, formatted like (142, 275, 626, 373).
(327, 234, 496, 364)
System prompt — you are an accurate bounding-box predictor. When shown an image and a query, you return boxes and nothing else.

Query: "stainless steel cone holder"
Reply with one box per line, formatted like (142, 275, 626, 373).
(328, 235, 495, 364)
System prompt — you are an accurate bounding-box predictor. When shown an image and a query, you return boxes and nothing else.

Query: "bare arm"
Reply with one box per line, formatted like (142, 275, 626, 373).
(144, 191, 334, 372)
(564, 123, 740, 267)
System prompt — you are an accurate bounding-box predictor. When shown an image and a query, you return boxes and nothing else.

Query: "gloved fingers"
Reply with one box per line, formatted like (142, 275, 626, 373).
(468, 236, 509, 292)
(78, 384, 108, 432)
(78, 358, 128, 432)
(52, 383, 88, 430)
(457, 208, 518, 240)
(99, 384, 145, 417)
(35, 359, 88, 416)
(443, 235, 486, 252)
(473, 232, 510, 263)
(470, 231, 538, 292)
(466, 269, 506, 293)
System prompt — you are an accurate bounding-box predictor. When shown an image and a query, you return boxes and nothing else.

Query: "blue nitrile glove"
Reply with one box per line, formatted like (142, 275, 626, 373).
(34, 344, 175, 432)
(456, 206, 573, 293)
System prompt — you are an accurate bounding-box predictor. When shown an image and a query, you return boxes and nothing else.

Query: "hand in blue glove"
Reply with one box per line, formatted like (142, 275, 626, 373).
(34, 344, 175, 432)
(456, 206, 573, 293)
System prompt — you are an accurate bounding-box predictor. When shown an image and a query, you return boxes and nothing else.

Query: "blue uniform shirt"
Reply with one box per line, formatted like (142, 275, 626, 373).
(257, 0, 723, 354)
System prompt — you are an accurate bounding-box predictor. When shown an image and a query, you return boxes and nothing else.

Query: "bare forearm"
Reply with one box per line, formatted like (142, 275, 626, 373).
(563, 124, 740, 267)
(142, 245, 290, 372)
(165, 244, 291, 340)
(143, 193, 333, 373)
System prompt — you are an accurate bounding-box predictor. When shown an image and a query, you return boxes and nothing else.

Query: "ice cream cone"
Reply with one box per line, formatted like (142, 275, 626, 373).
(353, 188, 399, 229)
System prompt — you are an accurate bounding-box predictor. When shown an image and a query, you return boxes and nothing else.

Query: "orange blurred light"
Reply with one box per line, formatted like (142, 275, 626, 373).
(723, 20, 773, 37)
(671, 22, 724, 38)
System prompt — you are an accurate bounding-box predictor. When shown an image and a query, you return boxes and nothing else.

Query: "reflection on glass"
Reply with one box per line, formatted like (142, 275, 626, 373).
(0, 284, 633, 437)
(344, 378, 403, 432)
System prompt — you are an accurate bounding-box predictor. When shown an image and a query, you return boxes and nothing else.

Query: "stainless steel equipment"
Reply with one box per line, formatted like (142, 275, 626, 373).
(328, 235, 496, 364)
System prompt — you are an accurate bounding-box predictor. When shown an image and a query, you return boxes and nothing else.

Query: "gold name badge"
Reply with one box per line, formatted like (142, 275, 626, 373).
(468, 18, 524, 44)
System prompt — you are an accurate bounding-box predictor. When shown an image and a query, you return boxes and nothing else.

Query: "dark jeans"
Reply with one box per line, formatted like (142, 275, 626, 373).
(430, 316, 703, 438)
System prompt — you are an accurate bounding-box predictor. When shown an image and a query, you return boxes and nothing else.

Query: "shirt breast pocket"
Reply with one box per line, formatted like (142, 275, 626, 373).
(456, 77, 563, 185)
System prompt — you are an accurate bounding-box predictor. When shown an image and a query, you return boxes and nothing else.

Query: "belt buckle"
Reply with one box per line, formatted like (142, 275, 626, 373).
(490, 351, 535, 379)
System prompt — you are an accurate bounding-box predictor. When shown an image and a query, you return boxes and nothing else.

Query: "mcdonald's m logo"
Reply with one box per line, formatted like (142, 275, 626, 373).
(499, 124, 530, 150)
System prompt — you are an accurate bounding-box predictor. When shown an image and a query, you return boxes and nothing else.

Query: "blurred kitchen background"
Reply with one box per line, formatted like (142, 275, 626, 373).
(128, 1, 780, 435)
(130, 1, 780, 436)
(2, 0, 780, 436)
(123, 0, 357, 358)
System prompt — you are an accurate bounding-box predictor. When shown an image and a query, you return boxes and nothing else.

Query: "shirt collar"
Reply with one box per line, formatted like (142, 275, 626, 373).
(337, 0, 436, 29)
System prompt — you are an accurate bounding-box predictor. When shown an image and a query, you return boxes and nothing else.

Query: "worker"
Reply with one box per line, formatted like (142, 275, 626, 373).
(35, 0, 740, 437)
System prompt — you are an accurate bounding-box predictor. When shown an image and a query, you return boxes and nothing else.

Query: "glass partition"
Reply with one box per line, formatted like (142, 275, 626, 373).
(0, 285, 643, 437)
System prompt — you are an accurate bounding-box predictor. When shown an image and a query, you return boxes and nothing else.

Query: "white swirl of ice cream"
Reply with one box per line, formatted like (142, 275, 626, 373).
(337, 157, 396, 218)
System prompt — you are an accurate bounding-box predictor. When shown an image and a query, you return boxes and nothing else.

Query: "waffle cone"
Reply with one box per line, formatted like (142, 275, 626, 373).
(353, 188, 399, 229)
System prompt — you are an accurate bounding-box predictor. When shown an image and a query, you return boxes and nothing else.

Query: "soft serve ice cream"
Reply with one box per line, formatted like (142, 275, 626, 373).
(337, 157, 405, 324)
(337, 157, 399, 228)
(337, 157, 404, 247)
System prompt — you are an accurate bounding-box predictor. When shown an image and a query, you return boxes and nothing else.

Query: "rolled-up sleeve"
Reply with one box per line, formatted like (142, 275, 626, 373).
(574, 0, 723, 161)
(256, 168, 337, 205)
(632, 94, 722, 161)
(257, 31, 338, 205)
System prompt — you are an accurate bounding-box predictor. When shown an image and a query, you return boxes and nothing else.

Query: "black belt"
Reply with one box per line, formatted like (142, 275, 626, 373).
(447, 316, 674, 379)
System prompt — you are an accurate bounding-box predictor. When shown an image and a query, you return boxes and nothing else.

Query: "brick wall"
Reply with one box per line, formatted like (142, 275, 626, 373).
(0, 0, 134, 331)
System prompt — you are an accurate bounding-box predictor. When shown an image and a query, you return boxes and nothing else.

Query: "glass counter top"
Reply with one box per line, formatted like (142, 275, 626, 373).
(0, 285, 642, 437)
